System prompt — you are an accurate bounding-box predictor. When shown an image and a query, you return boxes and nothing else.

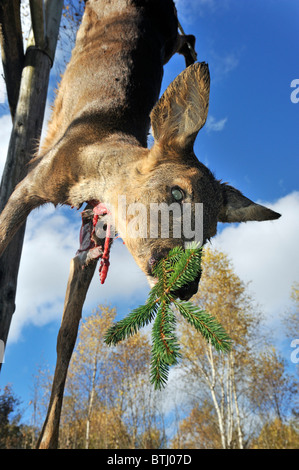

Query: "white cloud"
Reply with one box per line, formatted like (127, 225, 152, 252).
(210, 51, 240, 83)
(9, 206, 79, 341)
(9, 205, 149, 343)
(84, 240, 149, 310)
(211, 192, 299, 330)
(218, 53, 239, 75)
(175, 0, 231, 24)
(0, 61, 7, 104)
(205, 115, 227, 132)
(175, 0, 216, 22)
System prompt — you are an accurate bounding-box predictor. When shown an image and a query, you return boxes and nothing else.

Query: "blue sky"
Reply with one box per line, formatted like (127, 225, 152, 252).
(0, 0, 298, 424)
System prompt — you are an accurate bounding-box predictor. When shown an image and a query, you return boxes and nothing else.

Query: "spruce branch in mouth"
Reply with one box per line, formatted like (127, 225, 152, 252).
(104, 242, 232, 390)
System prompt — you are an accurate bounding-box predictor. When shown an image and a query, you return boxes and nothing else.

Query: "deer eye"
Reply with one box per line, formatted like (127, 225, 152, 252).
(171, 187, 185, 202)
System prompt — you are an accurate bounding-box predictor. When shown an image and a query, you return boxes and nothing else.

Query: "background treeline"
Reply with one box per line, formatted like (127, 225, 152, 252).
(1, 248, 298, 449)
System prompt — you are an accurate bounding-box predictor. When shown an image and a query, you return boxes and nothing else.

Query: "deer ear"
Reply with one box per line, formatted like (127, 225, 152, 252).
(218, 184, 281, 222)
(150, 62, 210, 148)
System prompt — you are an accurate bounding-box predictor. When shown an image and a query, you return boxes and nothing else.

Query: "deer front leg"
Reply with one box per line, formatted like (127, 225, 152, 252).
(37, 255, 97, 449)
(0, 134, 98, 258)
(0, 177, 45, 257)
(0, 139, 68, 258)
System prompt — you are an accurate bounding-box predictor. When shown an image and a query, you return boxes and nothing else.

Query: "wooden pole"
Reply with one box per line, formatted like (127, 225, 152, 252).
(0, 0, 24, 119)
(0, 0, 63, 370)
(29, 0, 46, 49)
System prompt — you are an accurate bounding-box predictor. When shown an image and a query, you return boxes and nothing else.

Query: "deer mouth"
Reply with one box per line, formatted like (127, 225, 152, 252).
(147, 253, 201, 301)
(171, 275, 201, 301)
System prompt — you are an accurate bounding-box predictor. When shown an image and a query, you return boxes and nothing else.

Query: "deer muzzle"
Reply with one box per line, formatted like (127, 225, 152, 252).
(147, 250, 201, 301)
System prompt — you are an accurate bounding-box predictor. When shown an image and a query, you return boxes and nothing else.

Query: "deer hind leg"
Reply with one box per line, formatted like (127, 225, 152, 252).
(177, 34, 197, 66)
(37, 255, 97, 449)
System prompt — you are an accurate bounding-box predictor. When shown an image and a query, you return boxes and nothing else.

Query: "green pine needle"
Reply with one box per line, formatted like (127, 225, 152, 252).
(173, 300, 231, 353)
(104, 242, 232, 390)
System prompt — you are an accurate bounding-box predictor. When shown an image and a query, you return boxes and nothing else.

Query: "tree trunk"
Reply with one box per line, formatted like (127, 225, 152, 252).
(226, 352, 233, 449)
(85, 347, 99, 449)
(206, 342, 227, 449)
(0, 45, 51, 364)
(231, 353, 244, 449)
(0, 0, 63, 369)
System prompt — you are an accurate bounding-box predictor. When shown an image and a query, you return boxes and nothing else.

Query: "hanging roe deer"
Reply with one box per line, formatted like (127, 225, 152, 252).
(0, 0, 280, 447)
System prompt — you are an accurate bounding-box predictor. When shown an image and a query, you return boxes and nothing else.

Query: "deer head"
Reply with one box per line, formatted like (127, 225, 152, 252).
(107, 62, 280, 300)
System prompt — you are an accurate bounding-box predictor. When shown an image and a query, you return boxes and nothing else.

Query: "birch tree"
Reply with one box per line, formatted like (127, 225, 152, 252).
(59, 305, 165, 449)
(173, 247, 262, 449)
(283, 282, 299, 341)
(173, 259, 299, 449)
(249, 347, 298, 424)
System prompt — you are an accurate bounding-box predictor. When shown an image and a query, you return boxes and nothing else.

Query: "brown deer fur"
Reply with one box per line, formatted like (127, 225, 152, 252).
(0, 0, 280, 446)
(0, 0, 280, 293)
